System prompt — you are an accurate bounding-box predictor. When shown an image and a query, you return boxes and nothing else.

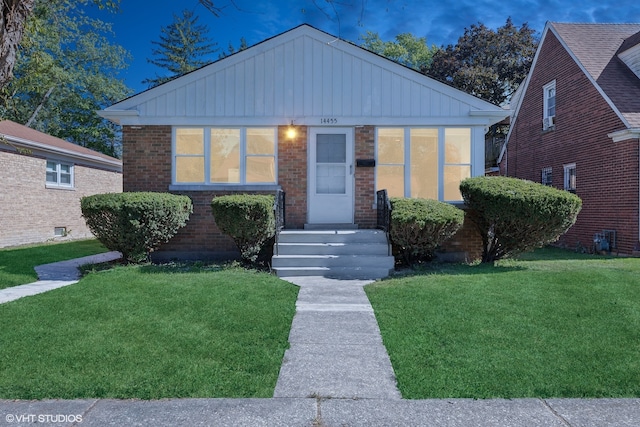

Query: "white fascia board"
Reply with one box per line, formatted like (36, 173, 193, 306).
(608, 128, 640, 142)
(1, 135, 122, 170)
(96, 109, 140, 126)
(117, 115, 498, 128)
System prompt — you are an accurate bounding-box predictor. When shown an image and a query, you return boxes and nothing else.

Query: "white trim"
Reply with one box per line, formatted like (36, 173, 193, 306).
(608, 128, 640, 142)
(563, 162, 576, 192)
(0, 134, 121, 171)
(171, 126, 278, 187)
(45, 159, 74, 189)
(307, 127, 355, 224)
(543, 80, 556, 130)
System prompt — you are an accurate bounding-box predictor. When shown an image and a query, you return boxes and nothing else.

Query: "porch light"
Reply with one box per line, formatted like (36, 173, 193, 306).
(286, 121, 297, 139)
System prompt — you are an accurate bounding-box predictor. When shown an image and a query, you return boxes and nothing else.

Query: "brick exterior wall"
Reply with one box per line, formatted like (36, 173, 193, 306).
(505, 31, 640, 254)
(278, 125, 307, 228)
(438, 207, 484, 261)
(354, 126, 377, 227)
(123, 124, 480, 259)
(0, 149, 122, 248)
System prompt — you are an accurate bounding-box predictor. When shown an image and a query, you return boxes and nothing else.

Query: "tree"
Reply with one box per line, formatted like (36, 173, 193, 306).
(427, 18, 537, 107)
(0, 0, 35, 88)
(219, 36, 247, 59)
(360, 31, 437, 71)
(144, 9, 218, 88)
(0, 0, 118, 90)
(0, 0, 131, 157)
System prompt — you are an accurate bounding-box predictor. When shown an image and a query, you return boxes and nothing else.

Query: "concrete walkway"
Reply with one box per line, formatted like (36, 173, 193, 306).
(0, 251, 121, 304)
(1, 263, 639, 426)
(274, 277, 401, 400)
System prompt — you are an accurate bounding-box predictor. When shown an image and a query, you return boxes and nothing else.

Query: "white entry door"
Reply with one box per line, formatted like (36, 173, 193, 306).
(308, 128, 354, 224)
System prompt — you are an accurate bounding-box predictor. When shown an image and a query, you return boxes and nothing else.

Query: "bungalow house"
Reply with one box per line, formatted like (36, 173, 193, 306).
(0, 120, 122, 248)
(99, 24, 507, 266)
(501, 22, 640, 254)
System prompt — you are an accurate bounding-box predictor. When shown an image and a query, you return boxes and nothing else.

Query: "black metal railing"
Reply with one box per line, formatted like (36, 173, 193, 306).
(376, 189, 391, 232)
(273, 189, 285, 255)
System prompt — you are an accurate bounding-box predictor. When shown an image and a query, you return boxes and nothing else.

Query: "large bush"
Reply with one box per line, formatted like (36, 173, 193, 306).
(389, 198, 464, 265)
(460, 176, 582, 263)
(81, 192, 192, 263)
(211, 194, 275, 264)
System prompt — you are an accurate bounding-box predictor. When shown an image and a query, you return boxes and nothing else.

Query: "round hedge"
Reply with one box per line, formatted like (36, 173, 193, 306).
(460, 176, 582, 262)
(389, 197, 464, 264)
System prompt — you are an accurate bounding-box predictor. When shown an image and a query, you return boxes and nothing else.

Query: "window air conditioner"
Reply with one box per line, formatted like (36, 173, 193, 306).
(543, 116, 554, 130)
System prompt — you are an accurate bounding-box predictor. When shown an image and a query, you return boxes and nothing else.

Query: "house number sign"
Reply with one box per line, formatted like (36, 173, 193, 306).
(320, 118, 338, 124)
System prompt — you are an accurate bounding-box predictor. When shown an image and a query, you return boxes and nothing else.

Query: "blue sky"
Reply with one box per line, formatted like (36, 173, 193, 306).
(93, 0, 640, 94)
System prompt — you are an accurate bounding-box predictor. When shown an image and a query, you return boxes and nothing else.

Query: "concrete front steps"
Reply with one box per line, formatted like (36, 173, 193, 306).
(272, 228, 395, 280)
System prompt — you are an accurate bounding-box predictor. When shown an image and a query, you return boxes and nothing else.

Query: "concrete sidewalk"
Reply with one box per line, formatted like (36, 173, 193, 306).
(0, 251, 121, 304)
(1, 264, 639, 426)
(1, 396, 639, 426)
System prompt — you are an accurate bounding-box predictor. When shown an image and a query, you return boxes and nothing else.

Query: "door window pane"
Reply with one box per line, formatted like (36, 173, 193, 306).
(210, 129, 240, 183)
(317, 134, 346, 163)
(410, 129, 438, 199)
(316, 164, 346, 194)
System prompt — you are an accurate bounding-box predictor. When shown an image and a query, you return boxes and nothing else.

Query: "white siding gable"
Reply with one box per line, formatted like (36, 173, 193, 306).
(101, 25, 505, 127)
(619, 43, 640, 80)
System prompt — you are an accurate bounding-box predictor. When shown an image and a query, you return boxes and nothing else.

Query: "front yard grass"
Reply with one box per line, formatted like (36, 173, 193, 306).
(0, 239, 108, 289)
(366, 247, 640, 399)
(0, 263, 298, 399)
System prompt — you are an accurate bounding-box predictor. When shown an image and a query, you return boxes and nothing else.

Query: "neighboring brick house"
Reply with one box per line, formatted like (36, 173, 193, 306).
(502, 22, 640, 254)
(0, 120, 122, 248)
(99, 24, 507, 259)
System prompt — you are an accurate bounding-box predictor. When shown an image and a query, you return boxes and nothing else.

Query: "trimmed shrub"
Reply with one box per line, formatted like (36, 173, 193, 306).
(81, 192, 192, 263)
(460, 176, 582, 263)
(389, 198, 464, 265)
(211, 194, 275, 264)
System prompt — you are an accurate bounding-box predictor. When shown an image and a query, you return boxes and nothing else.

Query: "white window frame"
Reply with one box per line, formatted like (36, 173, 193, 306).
(375, 126, 474, 203)
(543, 80, 556, 129)
(541, 166, 553, 186)
(46, 160, 74, 189)
(564, 163, 576, 192)
(171, 126, 278, 189)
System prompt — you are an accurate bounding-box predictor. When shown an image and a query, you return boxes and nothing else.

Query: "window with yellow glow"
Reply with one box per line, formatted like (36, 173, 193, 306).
(174, 127, 277, 185)
(376, 127, 472, 202)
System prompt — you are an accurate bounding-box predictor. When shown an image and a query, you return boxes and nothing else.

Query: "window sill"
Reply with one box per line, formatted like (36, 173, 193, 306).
(46, 184, 75, 191)
(169, 184, 281, 192)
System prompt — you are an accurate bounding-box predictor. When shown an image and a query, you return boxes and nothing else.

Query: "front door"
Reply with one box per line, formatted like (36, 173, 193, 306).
(308, 128, 354, 224)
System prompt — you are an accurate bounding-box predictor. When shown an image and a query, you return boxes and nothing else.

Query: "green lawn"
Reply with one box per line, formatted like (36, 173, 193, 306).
(366, 248, 640, 399)
(0, 263, 298, 399)
(0, 239, 108, 289)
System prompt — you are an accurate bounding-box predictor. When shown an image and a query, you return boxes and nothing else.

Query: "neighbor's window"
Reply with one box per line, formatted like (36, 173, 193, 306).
(564, 163, 576, 192)
(46, 160, 73, 188)
(174, 127, 276, 185)
(376, 127, 471, 202)
(541, 167, 553, 186)
(543, 80, 556, 124)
